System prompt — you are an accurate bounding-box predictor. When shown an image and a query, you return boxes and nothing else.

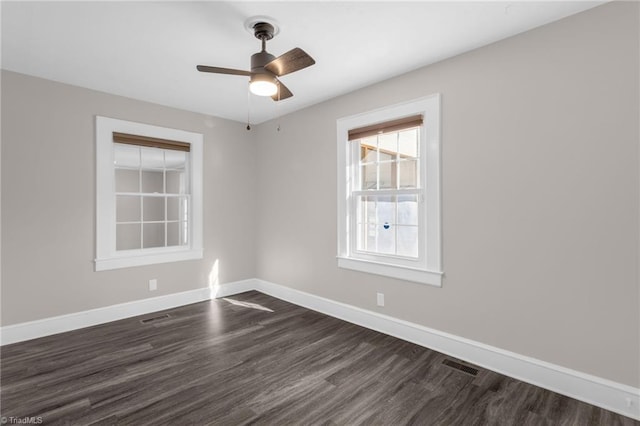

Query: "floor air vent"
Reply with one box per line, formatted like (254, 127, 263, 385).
(140, 313, 171, 324)
(442, 359, 479, 376)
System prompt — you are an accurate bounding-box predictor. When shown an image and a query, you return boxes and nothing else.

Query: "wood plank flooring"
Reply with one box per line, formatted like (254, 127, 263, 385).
(1, 291, 637, 425)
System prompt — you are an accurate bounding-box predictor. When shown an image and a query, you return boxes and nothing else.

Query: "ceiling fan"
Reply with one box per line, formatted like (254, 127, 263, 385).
(197, 21, 315, 101)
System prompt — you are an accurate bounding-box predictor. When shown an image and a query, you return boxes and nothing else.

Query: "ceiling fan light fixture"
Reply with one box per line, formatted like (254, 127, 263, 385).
(197, 18, 314, 102)
(249, 74, 278, 97)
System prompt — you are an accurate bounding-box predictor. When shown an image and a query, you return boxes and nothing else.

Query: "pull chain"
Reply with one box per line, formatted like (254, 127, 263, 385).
(276, 81, 281, 132)
(246, 83, 251, 131)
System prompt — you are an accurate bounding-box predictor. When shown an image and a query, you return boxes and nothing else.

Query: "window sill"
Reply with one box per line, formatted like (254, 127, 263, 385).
(95, 249, 203, 271)
(337, 256, 442, 287)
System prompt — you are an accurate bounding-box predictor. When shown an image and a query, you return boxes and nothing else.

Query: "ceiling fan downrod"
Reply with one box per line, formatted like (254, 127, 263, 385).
(253, 22, 274, 53)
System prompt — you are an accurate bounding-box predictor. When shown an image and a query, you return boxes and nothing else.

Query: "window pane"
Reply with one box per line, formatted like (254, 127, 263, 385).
(378, 162, 395, 189)
(141, 147, 165, 169)
(354, 194, 421, 258)
(360, 164, 377, 190)
(166, 170, 185, 194)
(167, 221, 180, 247)
(376, 195, 396, 225)
(356, 196, 376, 224)
(116, 223, 141, 250)
(357, 223, 377, 253)
(142, 170, 164, 193)
(376, 223, 396, 254)
(398, 129, 418, 158)
(180, 198, 189, 222)
(165, 196, 189, 222)
(114, 144, 140, 168)
(115, 169, 139, 193)
(166, 221, 188, 247)
(179, 221, 188, 245)
(143, 223, 165, 248)
(165, 150, 186, 169)
(167, 197, 179, 221)
(116, 195, 140, 222)
(378, 133, 397, 159)
(143, 196, 165, 222)
(397, 226, 419, 258)
(378, 149, 395, 162)
(398, 160, 418, 189)
(360, 141, 377, 163)
(397, 195, 418, 225)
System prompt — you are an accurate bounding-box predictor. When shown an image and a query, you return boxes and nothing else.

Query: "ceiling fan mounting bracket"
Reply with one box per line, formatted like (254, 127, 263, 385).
(244, 16, 279, 39)
(253, 22, 275, 41)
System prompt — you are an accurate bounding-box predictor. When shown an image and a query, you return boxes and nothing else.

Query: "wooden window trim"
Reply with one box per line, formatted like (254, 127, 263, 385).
(113, 132, 190, 152)
(348, 114, 423, 141)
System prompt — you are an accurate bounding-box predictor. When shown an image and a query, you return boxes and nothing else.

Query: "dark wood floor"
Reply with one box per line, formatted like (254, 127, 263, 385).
(1, 291, 637, 425)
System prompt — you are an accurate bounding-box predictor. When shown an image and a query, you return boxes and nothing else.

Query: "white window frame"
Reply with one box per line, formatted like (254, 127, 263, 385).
(337, 94, 442, 286)
(95, 116, 203, 271)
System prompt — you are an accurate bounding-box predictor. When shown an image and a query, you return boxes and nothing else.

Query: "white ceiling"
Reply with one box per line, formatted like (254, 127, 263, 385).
(2, 1, 604, 124)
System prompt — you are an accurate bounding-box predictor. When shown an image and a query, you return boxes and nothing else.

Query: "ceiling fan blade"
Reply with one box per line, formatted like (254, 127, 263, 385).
(272, 79, 293, 101)
(264, 48, 315, 77)
(196, 65, 251, 76)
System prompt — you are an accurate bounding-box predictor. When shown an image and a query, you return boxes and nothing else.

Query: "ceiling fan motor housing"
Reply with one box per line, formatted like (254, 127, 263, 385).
(251, 51, 276, 74)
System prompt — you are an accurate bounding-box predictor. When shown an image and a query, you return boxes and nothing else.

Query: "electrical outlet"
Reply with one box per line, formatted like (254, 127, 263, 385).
(377, 292, 385, 307)
(149, 279, 157, 291)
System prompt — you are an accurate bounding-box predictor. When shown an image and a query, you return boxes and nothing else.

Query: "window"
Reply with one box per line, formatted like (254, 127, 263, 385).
(337, 95, 442, 286)
(95, 117, 203, 271)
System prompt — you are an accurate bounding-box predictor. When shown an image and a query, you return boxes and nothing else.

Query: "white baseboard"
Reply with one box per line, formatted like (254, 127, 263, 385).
(211, 279, 257, 298)
(0, 287, 211, 346)
(2, 278, 638, 420)
(216, 278, 640, 421)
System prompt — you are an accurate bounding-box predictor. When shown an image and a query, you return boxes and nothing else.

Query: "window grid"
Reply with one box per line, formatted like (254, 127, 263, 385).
(355, 196, 420, 258)
(114, 144, 190, 251)
(352, 128, 421, 260)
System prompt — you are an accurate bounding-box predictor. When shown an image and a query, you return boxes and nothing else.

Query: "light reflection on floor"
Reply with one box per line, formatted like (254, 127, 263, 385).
(222, 298, 275, 313)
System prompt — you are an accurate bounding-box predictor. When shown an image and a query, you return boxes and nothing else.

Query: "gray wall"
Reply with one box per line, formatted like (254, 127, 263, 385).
(253, 2, 639, 387)
(1, 70, 257, 325)
(1, 1, 638, 389)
